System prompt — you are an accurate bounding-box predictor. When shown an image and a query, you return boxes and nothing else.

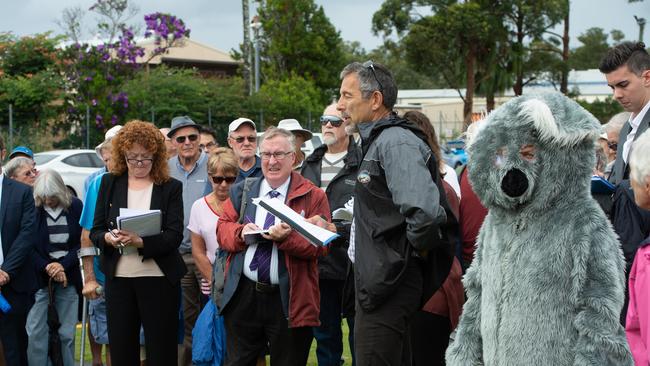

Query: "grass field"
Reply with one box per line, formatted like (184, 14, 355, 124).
(75, 321, 353, 365)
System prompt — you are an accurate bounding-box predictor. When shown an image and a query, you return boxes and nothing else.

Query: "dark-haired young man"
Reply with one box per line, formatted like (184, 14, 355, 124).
(600, 42, 650, 323)
(600, 42, 650, 185)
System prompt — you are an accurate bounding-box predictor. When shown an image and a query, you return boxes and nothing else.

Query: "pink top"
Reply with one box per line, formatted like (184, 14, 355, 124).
(626, 242, 650, 365)
(187, 196, 220, 264)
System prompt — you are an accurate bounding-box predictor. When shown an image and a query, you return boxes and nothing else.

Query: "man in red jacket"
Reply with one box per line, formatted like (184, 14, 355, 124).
(217, 127, 330, 366)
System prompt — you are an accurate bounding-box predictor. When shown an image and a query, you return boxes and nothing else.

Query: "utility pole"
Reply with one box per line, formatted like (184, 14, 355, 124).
(635, 16, 646, 43)
(243, 0, 252, 95)
(251, 16, 262, 93)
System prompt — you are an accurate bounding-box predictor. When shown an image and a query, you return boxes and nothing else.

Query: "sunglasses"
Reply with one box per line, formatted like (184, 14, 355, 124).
(211, 176, 237, 185)
(175, 134, 199, 144)
(320, 115, 344, 127)
(232, 136, 257, 144)
(363, 60, 384, 94)
(607, 142, 618, 151)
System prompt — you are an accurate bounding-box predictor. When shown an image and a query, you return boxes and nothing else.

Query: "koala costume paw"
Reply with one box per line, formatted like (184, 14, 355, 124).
(446, 92, 633, 366)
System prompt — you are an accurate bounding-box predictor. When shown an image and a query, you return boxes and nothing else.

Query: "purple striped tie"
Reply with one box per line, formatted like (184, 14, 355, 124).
(249, 190, 280, 283)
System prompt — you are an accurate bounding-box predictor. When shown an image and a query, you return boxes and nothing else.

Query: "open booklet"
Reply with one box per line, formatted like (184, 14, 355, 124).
(252, 197, 339, 247)
(117, 208, 162, 237)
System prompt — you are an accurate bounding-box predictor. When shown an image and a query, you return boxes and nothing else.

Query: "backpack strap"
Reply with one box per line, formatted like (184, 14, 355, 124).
(237, 177, 257, 224)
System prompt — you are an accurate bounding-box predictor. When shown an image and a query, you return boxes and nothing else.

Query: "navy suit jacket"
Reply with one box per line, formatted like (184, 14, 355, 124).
(608, 111, 650, 186)
(0, 177, 36, 295)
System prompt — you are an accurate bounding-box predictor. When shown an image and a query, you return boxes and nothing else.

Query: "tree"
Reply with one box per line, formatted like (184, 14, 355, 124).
(250, 74, 323, 127)
(0, 32, 61, 76)
(256, 0, 346, 102)
(495, 0, 568, 95)
(570, 27, 625, 70)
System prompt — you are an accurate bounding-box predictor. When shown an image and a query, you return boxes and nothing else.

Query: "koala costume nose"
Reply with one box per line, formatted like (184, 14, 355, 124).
(501, 168, 528, 197)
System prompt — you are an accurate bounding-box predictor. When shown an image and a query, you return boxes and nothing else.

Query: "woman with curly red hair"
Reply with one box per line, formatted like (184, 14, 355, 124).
(90, 120, 186, 365)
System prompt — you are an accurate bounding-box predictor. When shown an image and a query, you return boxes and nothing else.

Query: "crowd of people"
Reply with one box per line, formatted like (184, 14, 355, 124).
(0, 40, 648, 366)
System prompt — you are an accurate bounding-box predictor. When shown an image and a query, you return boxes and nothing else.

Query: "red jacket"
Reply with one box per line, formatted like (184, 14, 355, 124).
(217, 172, 330, 327)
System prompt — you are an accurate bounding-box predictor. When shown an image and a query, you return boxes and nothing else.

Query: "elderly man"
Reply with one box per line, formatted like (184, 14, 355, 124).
(217, 127, 330, 366)
(300, 104, 360, 366)
(0, 135, 37, 366)
(228, 118, 263, 182)
(166, 115, 209, 366)
(337, 61, 450, 365)
(278, 118, 313, 170)
(85, 125, 122, 193)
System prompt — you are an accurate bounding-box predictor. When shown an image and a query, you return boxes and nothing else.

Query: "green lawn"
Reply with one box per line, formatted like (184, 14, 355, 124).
(75, 321, 353, 365)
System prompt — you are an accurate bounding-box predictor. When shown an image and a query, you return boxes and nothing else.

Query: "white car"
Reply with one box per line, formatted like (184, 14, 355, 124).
(34, 149, 103, 202)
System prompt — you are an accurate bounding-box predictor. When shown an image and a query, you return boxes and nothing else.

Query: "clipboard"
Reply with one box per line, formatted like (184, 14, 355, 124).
(591, 176, 615, 195)
(117, 209, 162, 237)
(252, 197, 339, 247)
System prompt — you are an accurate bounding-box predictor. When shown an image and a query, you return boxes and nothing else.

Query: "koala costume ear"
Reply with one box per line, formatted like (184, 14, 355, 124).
(518, 97, 600, 147)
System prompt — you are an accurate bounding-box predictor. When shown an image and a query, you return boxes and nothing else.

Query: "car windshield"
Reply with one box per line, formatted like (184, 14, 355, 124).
(34, 154, 57, 165)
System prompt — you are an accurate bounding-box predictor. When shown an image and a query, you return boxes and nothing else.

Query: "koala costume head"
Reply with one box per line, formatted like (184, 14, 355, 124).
(468, 92, 599, 212)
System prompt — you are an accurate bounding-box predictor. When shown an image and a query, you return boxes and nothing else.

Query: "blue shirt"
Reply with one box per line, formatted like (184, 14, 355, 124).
(236, 155, 263, 183)
(84, 167, 107, 194)
(79, 173, 106, 285)
(168, 152, 209, 254)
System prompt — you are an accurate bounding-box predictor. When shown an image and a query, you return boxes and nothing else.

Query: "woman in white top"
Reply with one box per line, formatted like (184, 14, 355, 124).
(189, 147, 239, 295)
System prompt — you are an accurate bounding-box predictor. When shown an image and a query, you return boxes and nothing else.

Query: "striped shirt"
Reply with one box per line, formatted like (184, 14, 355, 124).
(320, 151, 347, 190)
(44, 206, 70, 259)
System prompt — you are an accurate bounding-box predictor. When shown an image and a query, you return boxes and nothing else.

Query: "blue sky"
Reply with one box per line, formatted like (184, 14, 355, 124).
(1, 0, 649, 54)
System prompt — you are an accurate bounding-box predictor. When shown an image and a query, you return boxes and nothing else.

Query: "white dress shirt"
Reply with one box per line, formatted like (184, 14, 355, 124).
(242, 177, 290, 284)
(623, 101, 650, 164)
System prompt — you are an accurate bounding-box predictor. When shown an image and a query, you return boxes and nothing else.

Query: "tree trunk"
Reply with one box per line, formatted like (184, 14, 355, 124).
(464, 50, 476, 129)
(242, 0, 252, 95)
(513, 12, 525, 96)
(487, 91, 495, 112)
(560, 4, 570, 94)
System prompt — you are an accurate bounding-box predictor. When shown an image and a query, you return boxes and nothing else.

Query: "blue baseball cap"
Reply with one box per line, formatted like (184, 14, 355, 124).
(9, 146, 34, 159)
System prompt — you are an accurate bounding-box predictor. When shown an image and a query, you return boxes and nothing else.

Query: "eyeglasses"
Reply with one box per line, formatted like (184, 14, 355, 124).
(125, 157, 154, 167)
(260, 151, 293, 160)
(231, 136, 257, 144)
(363, 60, 384, 94)
(24, 169, 37, 177)
(175, 134, 199, 144)
(607, 142, 618, 151)
(211, 175, 237, 185)
(320, 115, 343, 127)
(200, 141, 216, 150)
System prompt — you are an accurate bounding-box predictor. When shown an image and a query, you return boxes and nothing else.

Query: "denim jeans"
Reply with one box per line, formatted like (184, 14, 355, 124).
(26, 283, 79, 366)
(313, 279, 355, 366)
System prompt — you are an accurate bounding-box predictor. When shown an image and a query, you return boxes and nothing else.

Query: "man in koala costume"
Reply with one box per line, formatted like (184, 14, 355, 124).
(446, 92, 633, 365)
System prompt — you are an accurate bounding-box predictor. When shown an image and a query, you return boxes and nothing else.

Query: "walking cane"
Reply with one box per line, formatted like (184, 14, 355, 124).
(77, 247, 101, 366)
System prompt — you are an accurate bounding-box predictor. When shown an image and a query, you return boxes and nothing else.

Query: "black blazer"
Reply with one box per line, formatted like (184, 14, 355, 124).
(0, 177, 36, 296)
(609, 111, 650, 186)
(90, 174, 187, 284)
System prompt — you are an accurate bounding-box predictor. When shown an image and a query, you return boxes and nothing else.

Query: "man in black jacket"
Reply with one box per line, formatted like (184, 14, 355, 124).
(301, 103, 360, 366)
(337, 61, 448, 365)
(0, 135, 36, 366)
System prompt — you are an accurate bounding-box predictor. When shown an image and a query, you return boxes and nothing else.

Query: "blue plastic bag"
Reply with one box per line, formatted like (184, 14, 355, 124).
(192, 300, 226, 366)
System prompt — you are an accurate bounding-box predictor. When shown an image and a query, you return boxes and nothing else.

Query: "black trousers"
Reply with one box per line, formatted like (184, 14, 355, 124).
(223, 277, 312, 366)
(105, 276, 180, 366)
(0, 287, 32, 366)
(354, 260, 423, 366)
(409, 311, 451, 366)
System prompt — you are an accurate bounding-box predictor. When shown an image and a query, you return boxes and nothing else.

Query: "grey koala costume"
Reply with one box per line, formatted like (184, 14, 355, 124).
(445, 92, 633, 365)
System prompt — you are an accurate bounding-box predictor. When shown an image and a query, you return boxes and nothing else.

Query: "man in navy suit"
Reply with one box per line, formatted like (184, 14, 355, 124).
(0, 136, 37, 365)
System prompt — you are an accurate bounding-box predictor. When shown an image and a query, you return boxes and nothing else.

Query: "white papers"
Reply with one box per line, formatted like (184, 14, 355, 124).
(117, 209, 162, 237)
(252, 197, 339, 246)
(244, 229, 270, 235)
